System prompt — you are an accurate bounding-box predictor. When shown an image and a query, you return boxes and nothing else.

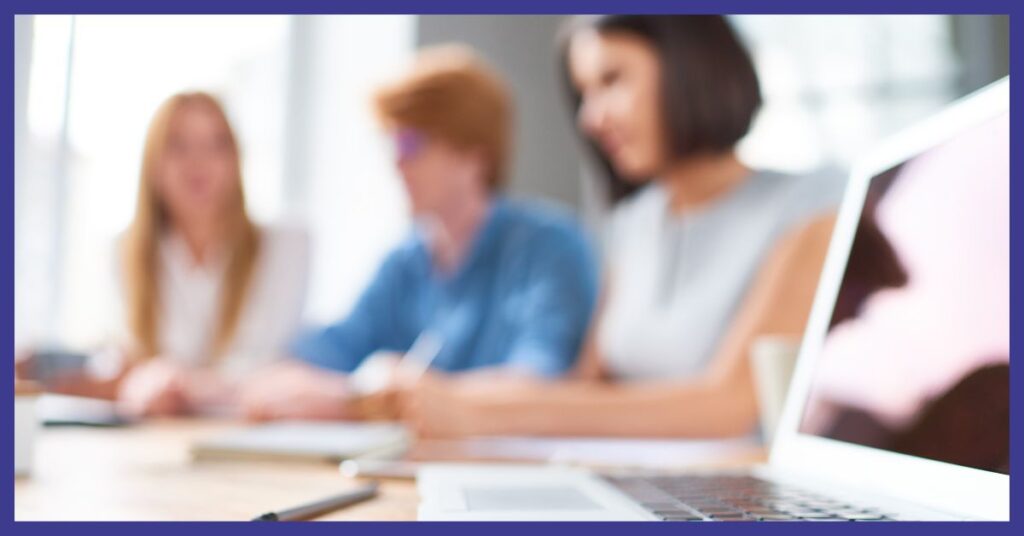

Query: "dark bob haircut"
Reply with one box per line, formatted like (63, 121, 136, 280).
(559, 15, 762, 203)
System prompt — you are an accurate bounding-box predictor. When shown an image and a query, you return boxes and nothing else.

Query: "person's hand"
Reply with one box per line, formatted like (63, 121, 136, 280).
(401, 370, 551, 438)
(346, 353, 432, 420)
(239, 360, 356, 421)
(177, 368, 237, 414)
(400, 371, 484, 438)
(117, 358, 190, 418)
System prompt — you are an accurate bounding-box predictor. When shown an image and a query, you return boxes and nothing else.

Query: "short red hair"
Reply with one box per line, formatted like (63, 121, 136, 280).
(373, 44, 513, 191)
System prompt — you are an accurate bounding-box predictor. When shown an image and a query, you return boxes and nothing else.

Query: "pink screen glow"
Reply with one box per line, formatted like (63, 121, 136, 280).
(802, 113, 1009, 433)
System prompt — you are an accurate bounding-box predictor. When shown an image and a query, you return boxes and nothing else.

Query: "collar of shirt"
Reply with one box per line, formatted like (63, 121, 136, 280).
(412, 197, 509, 286)
(160, 230, 229, 278)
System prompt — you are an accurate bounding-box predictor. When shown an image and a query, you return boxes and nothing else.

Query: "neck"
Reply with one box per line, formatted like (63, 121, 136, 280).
(661, 152, 750, 213)
(174, 215, 223, 266)
(428, 191, 492, 274)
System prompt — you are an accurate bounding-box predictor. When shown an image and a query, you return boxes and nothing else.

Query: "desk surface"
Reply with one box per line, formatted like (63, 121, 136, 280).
(14, 420, 765, 521)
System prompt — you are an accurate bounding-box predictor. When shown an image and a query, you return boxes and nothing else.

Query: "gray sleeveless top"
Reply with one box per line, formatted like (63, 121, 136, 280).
(598, 169, 846, 380)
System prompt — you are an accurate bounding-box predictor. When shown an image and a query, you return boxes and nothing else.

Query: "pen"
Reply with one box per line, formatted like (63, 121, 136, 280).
(399, 329, 443, 381)
(251, 481, 380, 521)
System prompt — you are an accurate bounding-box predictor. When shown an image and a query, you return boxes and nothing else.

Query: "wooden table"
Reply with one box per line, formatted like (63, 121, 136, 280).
(14, 419, 766, 521)
(15, 420, 417, 521)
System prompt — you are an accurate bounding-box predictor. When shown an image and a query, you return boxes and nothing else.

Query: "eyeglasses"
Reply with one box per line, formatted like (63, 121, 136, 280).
(394, 128, 427, 162)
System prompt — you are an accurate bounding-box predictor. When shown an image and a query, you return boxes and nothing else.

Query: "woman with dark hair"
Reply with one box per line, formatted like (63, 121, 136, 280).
(404, 15, 845, 438)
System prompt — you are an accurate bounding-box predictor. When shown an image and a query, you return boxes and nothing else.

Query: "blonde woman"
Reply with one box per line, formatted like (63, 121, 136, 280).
(37, 92, 309, 417)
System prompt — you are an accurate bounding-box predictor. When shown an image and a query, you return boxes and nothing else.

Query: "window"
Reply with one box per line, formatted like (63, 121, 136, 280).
(15, 15, 415, 348)
(732, 15, 960, 172)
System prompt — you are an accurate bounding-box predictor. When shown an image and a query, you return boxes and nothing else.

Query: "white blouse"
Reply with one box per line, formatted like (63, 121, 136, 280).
(597, 170, 845, 381)
(119, 224, 309, 378)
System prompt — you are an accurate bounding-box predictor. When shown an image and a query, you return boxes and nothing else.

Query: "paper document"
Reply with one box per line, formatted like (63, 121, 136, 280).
(191, 421, 410, 463)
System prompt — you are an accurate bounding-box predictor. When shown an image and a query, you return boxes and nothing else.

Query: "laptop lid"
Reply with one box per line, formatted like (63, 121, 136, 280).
(770, 78, 1010, 521)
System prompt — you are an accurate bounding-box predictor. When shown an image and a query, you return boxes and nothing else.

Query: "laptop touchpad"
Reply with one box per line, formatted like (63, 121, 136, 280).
(463, 486, 603, 511)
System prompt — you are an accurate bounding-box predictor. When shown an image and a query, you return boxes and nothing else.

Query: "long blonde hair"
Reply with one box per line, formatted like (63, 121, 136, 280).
(122, 92, 262, 361)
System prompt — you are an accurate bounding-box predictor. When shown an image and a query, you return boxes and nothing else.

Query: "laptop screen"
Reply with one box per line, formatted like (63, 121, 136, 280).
(798, 112, 1009, 474)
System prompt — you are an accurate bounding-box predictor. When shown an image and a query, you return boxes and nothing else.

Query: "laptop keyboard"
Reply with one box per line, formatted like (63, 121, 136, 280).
(605, 474, 892, 521)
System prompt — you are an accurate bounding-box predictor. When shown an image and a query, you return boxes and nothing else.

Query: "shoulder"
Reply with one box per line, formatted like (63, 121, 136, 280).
(753, 167, 848, 215)
(773, 211, 838, 262)
(493, 198, 598, 282)
(252, 223, 310, 284)
(607, 183, 664, 235)
(368, 231, 429, 283)
(608, 183, 663, 226)
(754, 167, 846, 244)
(732, 169, 846, 250)
(498, 197, 593, 250)
(601, 183, 663, 254)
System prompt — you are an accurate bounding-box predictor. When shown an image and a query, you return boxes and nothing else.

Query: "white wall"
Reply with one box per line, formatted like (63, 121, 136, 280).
(286, 15, 416, 323)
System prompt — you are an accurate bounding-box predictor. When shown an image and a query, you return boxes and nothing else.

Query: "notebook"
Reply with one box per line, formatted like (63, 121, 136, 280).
(191, 421, 410, 463)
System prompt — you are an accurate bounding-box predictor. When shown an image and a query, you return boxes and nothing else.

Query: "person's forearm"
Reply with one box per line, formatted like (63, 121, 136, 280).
(463, 376, 759, 438)
(47, 374, 123, 400)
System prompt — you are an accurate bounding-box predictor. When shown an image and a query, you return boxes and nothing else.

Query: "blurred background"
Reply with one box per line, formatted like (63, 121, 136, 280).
(13, 14, 1009, 350)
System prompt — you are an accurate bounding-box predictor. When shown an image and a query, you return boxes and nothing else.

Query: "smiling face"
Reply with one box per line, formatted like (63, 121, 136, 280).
(154, 102, 239, 227)
(568, 30, 669, 182)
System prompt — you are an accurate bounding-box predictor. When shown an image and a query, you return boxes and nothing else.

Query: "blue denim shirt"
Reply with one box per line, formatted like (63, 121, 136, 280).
(290, 198, 598, 377)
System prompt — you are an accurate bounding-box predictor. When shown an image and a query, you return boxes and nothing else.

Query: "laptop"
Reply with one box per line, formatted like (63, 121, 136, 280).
(417, 77, 1010, 521)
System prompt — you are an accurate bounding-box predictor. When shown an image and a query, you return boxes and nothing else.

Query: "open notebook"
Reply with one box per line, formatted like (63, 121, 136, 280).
(191, 421, 410, 463)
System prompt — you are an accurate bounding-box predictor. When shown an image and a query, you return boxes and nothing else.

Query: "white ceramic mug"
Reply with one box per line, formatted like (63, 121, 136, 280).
(749, 335, 801, 445)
